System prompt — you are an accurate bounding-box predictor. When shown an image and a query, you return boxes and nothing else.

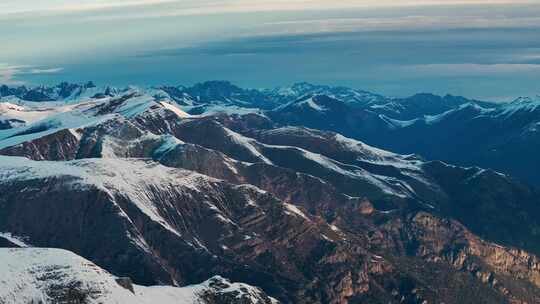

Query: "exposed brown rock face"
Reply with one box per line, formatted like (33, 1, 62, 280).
(2, 92, 540, 303)
(0, 128, 81, 160)
(0, 158, 400, 303)
(406, 212, 540, 303)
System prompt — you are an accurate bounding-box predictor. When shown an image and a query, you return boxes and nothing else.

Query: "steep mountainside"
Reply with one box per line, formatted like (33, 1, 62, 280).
(1, 84, 540, 303)
(265, 93, 540, 186)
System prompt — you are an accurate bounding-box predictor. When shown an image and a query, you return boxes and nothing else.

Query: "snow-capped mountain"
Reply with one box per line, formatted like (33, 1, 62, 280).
(2, 82, 540, 303)
(0, 248, 276, 304)
(0, 81, 119, 103)
(264, 82, 387, 107)
(345, 95, 540, 185)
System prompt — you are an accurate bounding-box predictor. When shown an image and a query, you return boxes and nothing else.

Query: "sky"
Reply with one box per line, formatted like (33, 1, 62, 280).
(1, 0, 540, 101)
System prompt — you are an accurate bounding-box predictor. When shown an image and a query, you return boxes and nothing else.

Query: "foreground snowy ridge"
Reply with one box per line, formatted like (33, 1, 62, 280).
(0, 248, 278, 304)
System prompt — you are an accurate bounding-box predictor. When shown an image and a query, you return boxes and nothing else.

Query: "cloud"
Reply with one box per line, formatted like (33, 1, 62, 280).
(1, 1, 539, 100)
(0, 64, 63, 85)
(141, 27, 540, 60)
(0, 0, 176, 15)
(506, 53, 540, 65)
(256, 16, 540, 37)
(28, 67, 64, 74)
(0, 64, 27, 85)
(395, 63, 540, 77)
(1, 0, 538, 19)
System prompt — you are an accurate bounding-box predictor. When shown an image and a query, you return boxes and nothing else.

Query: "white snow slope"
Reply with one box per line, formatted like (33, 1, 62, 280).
(0, 248, 275, 304)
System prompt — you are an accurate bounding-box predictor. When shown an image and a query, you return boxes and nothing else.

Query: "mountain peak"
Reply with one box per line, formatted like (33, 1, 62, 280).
(189, 80, 243, 92)
(512, 95, 540, 104)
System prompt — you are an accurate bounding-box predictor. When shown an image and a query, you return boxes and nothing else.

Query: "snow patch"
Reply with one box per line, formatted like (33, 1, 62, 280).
(223, 127, 273, 165)
(159, 101, 191, 118)
(0, 248, 276, 304)
(284, 203, 309, 220)
(302, 97, 326, 111)
(0, 232, 30, 247)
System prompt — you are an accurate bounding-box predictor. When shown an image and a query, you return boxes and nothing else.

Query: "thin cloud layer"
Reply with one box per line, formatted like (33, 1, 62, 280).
(259, 16, 540, 36)
(0, 64, 26, 86)
(1, 0, 537, 16)
(0, 1, 539, 100)
(0, 64, 64, 85)
(0, 0, 175, 15)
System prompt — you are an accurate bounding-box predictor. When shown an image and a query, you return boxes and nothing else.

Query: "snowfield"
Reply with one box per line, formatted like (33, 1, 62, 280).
(0, 248, 276, 304)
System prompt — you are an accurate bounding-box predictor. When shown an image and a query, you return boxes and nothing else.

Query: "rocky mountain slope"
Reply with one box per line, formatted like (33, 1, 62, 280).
(1, 84, 540, 303)
(264, 91, 540, 186)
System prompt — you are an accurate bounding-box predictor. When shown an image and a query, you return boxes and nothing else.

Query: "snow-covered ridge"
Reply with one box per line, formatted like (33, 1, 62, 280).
(379, 102, 496, 129)
(0, 89, 192, 150)
(0, 248, 277, 304)
(0, 100, 98, 127)
(158, 101, 191, 118)
(0, 248, 137, 304)
(498, 95, 540, 117)
(298, 96, 327, 111)
(0, 81, 450, 115)
(377, 96, 540, 128)
(0, 86, 434, 202)
(223, 128, 274, 165)
(6, 81, 536, 123)
(223, 130, 427, 198)
(243, 125, 433, 198)
(0, 232, 30, 247)
(269, 82, 385, 106)
(259, 126, 422, 168)
(0, 156, 213, 189)
(0, 157, 220, 235)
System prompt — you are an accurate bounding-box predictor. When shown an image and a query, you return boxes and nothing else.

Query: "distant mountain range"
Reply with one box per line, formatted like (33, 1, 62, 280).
(1, 81, 540, 303)
(2, 81, 539, 185)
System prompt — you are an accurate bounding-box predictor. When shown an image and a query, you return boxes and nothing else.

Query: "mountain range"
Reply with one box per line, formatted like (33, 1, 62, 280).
(3, 80, 538, 186)
(1, 81, 540, 303)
